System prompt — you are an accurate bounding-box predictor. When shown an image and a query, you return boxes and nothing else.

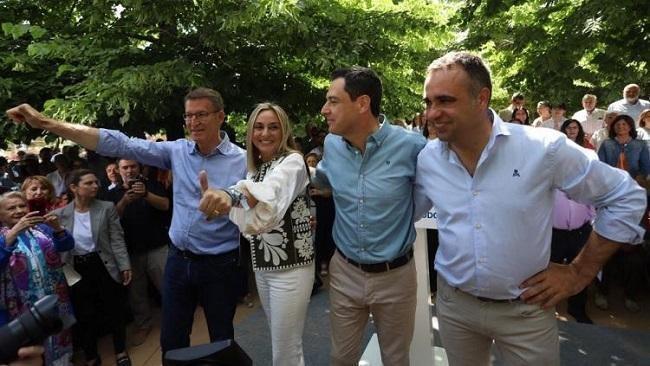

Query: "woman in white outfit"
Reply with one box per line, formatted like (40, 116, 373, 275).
(229, 102, 314, 366)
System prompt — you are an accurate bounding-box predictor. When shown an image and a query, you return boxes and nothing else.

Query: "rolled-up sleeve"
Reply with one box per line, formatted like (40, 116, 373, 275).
(552, 137, 646, 244)
(96, 129, 173, 170)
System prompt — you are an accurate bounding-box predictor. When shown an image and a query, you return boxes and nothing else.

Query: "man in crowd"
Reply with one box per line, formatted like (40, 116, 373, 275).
(608, 83, 650, 123)
(314, 67, 427, 366)
(551, 102, 568, 127)
(572, 94, 606, 140)
(498, 92, 525, 121)
(415, 51, 645, 365)
(105, 158, 171, 346)
(531, 100, 553, 127)
(6, 87, 247, 354)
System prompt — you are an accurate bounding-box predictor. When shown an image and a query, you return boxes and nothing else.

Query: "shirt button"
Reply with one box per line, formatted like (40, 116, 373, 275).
(359, 199, 364, 204)
(475, 223, 481, 229)
(473, 191, 479, 196)
(360, 224, 365, 228)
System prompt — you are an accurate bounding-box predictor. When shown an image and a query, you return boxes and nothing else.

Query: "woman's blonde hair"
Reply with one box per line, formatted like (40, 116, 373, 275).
(21, 175, 56, 202)
(245, 102, 299, 172)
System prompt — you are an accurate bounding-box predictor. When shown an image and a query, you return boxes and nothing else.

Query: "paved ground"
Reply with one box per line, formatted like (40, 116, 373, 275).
(87, 279, 650, 365)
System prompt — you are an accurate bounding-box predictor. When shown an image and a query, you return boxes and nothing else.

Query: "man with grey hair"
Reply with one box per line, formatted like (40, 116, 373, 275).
(6, 87, 247, 355)
(607, 84, 650, 124)
(415, 51, 646, 365)
(590, 111, 619, 151)
(572, 94, 606, 140)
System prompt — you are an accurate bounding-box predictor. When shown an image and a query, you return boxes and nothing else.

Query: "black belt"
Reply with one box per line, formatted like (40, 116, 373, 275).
(474, 295, 521, 303)
(336, 248, 413, 273)
(171, 245, 237, 261)
(74, 252, 100, 264)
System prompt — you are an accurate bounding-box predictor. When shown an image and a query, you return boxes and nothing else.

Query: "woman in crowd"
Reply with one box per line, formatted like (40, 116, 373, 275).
(509, 107, 530, 125)
(0, 191, 75, 365)
(53, 169, 132, 366)
(598, 114, 650, 183)
(635, 109, 650, 140)
(226, 103, 314, 366)
(596, 114, 649, 312)
(550, 126, 597, 323)
(561, 119, 594, 149)
(21, 175, 65, 213)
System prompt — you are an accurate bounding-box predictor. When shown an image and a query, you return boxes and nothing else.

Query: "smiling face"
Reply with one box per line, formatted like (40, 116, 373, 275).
(0, 196, 28, 227)
(24, 180, 50, 201)
(423, 65, 489, 143)
(614, 119, 631, 137)
(321, 78, 361, 137)
(105, 163, 119, 183)
(252, 110, 283, 162)
(184, 98, 224, 151)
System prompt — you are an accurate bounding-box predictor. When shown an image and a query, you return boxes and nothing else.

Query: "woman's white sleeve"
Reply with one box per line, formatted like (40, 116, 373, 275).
(229, 153, 309, 234)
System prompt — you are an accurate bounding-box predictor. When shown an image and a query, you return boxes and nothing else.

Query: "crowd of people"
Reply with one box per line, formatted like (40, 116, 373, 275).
(0, 51, 648, 366)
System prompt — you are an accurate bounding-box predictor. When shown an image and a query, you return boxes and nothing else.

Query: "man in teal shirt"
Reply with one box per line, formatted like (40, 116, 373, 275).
(315, 67, 426, 366)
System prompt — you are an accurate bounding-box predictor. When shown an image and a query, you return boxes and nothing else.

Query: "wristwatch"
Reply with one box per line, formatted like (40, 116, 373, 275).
(223, 187, 250, 210)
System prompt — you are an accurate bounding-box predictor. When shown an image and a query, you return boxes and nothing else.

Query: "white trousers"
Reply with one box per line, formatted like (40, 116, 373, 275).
(255, 263, 314, 366)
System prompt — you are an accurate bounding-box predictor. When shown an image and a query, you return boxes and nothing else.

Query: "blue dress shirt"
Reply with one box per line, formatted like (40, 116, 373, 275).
(97, 129, 247, 255)
(314, 117, 427, 263)
(415, 111, 646, 299)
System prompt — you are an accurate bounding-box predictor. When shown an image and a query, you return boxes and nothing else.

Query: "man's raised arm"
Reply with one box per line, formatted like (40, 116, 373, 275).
(6, 104, 99, 150)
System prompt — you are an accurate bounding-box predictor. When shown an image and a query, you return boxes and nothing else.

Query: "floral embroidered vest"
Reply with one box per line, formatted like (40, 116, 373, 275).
(246, 156, 314, 271)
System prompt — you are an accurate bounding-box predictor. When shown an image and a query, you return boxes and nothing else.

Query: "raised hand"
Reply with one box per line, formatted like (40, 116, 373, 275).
(5, 104, 49, 129)
(197, 170, 232, 220)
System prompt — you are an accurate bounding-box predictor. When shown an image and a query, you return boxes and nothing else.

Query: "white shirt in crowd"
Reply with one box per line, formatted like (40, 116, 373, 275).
(533, 117, 560, 130)
(608, 98, 650, 124)
(72, 211, 96, 255)
(46, 170, 66, 197)
(572, 108, 606, 136)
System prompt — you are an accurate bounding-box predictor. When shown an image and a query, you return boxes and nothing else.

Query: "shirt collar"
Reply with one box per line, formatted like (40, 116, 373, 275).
(343, 114, 390, 152)
(189, 131, 231, 157)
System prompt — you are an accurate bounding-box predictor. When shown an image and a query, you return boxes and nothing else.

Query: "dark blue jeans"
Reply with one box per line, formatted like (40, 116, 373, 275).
(160, 245, 239, 353)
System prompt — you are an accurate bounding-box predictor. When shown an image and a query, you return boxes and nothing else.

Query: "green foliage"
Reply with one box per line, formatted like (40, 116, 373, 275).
(0, 0, 455, 147)
(454, 0, 650, 112)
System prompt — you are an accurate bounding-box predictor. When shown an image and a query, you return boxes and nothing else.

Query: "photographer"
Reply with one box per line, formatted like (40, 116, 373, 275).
(0, 192, 75, 365)
(105, 159, 170, 346)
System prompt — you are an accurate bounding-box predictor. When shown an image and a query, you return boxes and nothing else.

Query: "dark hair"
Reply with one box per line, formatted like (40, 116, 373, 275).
(511, 92, 524, 101)
(553, 102, 567, 110)
(184, 87, 225, 112)
(510, 107, 530, 125)
(66, 169, 96, 191)
(331, 67, 382, 117)
(427, 52, 492, 105)
(560, 119, 587, 147)
(608, 115, 637, 139)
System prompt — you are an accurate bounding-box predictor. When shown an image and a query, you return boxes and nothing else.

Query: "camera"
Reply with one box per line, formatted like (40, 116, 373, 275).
(0, 295, 65, 363)
(127, 175, 145, 190)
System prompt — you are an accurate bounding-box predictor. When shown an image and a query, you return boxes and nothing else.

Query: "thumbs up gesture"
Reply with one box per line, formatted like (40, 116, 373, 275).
(198, 170, 233, 220)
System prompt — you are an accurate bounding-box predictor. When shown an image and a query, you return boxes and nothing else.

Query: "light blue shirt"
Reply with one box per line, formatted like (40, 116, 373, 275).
(414, 110, 646, 299)
(97, 129, 247, 255)
(314, 117, 427, 263)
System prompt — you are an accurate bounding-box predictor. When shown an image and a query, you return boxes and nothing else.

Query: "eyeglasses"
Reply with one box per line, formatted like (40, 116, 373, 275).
(183, 111, 219, 122)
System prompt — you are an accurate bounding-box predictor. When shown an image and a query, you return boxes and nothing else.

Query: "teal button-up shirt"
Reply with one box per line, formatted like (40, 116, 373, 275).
(314, 116, 426, 263)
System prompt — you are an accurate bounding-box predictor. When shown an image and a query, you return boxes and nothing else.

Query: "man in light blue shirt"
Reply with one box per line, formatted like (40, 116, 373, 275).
(6, 88, 247, 355)
(315, 67, 427, 366)
(415, 52, 646, 365)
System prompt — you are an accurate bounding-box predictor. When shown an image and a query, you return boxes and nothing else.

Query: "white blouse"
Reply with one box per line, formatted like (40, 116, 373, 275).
(229, 152, 309, 235)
